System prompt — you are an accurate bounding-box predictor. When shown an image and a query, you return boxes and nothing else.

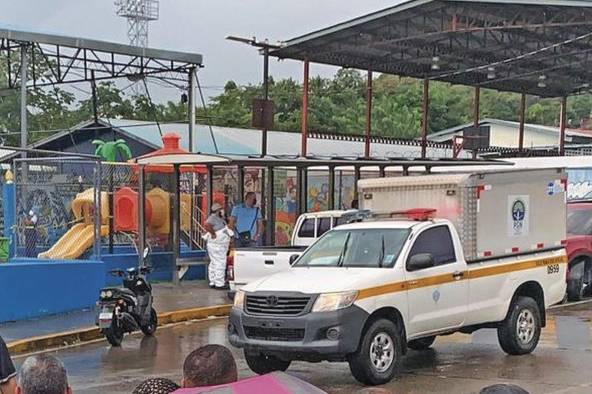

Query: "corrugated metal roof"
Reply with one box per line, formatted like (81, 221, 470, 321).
(272, 0, 592, 97)
(428, 118, 592, 142)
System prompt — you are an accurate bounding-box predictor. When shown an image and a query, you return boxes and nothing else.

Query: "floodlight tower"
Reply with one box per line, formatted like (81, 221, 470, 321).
(115, 0, 159, 48)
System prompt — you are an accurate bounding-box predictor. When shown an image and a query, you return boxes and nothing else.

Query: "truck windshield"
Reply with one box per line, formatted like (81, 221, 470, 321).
(294, 228, 410, 268)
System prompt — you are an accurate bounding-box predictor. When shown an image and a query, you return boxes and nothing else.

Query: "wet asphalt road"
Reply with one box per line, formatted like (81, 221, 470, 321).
(12, 302, 592, 394)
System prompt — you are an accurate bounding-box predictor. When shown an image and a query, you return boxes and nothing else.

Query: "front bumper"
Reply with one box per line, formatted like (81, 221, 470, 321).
(228, 305, 368, 362)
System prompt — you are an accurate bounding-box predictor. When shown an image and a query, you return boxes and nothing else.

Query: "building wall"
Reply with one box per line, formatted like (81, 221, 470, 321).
(488, 124, 561, 148)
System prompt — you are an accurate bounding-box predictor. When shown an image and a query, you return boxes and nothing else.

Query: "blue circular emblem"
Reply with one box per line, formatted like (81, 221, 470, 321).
(512, 200, 526, 222)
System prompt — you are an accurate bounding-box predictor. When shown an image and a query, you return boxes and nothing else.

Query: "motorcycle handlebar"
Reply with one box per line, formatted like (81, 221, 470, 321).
(108, 269, 125, 277)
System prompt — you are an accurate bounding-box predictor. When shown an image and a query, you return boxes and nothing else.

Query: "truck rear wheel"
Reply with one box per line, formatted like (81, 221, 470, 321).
(497, 296, 541, 355)
(244, 352, 291, 375)
(567, 260, 588, 302)
(348, 318, 402, 386)
(408, 336, 436, 350)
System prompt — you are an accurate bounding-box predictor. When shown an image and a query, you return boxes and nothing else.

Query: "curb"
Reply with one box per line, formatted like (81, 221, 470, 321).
(7, 304, 232, 355)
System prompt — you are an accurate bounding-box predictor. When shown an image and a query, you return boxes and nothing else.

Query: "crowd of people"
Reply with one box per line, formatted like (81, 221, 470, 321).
(1, 334, 238, 394)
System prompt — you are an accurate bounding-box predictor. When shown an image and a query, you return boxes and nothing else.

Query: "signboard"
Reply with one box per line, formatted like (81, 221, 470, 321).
(462, 125, 490, 150)
(252, 99, 275, 129)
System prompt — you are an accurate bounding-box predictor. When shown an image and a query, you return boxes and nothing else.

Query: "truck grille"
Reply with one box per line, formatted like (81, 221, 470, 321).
(245, 294, 311, 316)
(244, 326, 305, 342)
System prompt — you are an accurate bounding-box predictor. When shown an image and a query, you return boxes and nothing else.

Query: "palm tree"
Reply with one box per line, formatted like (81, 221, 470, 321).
(92, 139, 132, 162)
(92, 139, 133, 254)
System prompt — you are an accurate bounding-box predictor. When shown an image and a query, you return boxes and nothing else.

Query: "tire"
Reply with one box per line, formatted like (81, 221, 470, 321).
(104, 325, 124, 347)
(497, 296, 541, 355)
(567, 260, 587, 302)
(408, 336, 436, 351)
(244, 352, 291, 375)
(140, 308, 158, 336)
(348, 318, 402, 386)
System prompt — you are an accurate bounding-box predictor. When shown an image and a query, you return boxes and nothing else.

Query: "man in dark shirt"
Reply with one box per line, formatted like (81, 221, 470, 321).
(0, 335, 16, 394)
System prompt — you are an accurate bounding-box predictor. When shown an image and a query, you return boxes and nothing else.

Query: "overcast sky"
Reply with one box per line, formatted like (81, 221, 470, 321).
(1, 0, 402, 102)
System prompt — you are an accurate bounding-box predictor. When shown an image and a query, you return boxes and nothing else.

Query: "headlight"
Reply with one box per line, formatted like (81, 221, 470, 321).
(100, 291, 107, 299)
(233, 290, 245, 310)
(106, 290, 113, 298)
(312, 291, 358, 312)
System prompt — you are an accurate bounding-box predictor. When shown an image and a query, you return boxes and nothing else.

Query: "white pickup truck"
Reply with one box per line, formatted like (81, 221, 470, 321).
(228, 169, 568, 385)
(228, 210, 365, 295)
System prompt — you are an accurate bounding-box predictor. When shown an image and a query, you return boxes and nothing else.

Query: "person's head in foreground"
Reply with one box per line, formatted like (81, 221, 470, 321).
(17, 354, 72, 394)
(479, 384, 530, 394)
(182, 344, 238, 388)
(133, 378, 180, 394)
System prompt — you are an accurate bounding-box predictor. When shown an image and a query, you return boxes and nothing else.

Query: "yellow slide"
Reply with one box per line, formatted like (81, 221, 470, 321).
(38, 224, 109, 260)
(38, 188, 109, 260)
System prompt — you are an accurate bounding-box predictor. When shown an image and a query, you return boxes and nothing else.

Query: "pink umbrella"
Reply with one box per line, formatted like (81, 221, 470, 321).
(172, 372, 326, 394)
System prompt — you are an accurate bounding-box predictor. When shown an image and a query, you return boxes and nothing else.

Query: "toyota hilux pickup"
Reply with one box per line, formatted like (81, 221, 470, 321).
(228, 169, 568, 386)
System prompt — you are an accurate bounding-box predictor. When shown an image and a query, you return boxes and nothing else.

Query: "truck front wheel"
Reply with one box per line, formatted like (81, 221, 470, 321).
(244, 352, 291, 375)
(348, 318, 402, 386)
(497, 296, 541, 355)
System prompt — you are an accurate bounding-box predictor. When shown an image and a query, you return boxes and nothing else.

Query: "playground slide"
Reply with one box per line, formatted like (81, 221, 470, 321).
(38, 224, 108, 260)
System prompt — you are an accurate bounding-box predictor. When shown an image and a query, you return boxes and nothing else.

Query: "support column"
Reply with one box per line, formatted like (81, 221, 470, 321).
(354, 167, 361, 202)
(420, 78, 429, 159)
(138, 165, 146, 267)
(206, 165, 214, 213)
(364, 70, 373, 158)
(265, 166, 274, 246)
(188, 67, 196, 153)
(93, 162, 102, 261)
(296, 168, 307, 215)
(379, 166, 386, 178)
(559, 96, 567, 156)
(328, 166, 335, 210)
(172, 165, 181, 285)
(472, 86, 481, 159)
(237, 165, 245, 204)
(518, 92, 526, 153)
(262, 47, 270, 157)
(301, 59, 310, 157)
(20, 45, 28, 156)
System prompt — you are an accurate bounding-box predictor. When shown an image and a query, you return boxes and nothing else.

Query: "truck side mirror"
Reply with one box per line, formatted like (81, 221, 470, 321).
(407, 253, 435, 271)
(289, 254, 300, 265)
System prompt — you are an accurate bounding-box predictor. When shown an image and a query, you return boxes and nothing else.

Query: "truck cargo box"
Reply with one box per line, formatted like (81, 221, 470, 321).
(358, 168, 567, 262)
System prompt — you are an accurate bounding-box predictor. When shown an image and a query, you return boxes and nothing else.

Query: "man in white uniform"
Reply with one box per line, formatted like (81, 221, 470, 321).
(203, 203, 233, 289)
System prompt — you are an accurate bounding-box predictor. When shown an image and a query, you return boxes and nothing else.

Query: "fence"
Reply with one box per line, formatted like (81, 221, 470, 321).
(13, 158, 101, 260)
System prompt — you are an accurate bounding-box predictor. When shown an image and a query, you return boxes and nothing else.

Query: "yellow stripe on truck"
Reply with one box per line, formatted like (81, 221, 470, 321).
(356, 254, 567, 301)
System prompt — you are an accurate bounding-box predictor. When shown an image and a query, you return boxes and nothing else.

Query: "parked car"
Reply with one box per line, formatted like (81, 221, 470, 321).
(229, 169, 567, 386)
(566, 200, 592, 301)
(227, 210, 367, 297)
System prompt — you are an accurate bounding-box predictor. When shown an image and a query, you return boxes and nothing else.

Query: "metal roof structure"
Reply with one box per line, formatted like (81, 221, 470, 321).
(0, 24, 203, 88)
(272, 0, 592, 97)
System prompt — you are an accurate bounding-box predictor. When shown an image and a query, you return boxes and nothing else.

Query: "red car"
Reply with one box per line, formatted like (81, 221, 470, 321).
(566, 201, 592, 300)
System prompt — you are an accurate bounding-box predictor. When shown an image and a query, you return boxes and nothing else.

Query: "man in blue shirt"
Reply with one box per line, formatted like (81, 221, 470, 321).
(229, 192, 263, 247)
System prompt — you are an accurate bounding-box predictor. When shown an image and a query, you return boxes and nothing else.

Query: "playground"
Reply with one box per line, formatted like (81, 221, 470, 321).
(0, 134, 212, 322)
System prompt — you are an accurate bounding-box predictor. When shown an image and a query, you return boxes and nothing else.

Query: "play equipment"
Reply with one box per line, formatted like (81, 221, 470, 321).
(113, 187, 191, 234)
(38, 188, 109, 260)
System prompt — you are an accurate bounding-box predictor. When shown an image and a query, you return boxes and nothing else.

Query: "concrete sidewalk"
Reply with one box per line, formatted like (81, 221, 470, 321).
(0, 281, 228, 343)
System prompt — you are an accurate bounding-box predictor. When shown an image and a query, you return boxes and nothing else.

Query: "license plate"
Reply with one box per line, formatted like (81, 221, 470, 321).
(99, 311, 113, 328)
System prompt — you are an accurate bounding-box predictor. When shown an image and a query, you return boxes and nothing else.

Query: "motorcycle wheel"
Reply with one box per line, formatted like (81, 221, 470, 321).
(140, 308, 158, 336)
(104, 325, 124, 347)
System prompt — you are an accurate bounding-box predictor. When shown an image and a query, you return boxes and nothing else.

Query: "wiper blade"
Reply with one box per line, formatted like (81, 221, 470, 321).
(337, 233, 351, 267)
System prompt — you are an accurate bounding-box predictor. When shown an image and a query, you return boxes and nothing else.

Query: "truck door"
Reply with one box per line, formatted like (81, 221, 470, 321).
(405, 224, 468, 336)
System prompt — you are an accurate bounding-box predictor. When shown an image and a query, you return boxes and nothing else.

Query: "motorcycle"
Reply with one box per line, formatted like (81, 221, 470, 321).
(96, 249, 157, 346)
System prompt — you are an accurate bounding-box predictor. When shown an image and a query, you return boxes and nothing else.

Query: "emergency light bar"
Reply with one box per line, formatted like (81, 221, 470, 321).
(389, 208, 437, 221)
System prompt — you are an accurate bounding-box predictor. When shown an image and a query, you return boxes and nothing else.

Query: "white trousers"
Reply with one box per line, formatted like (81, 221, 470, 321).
(204, 228, 232, 287)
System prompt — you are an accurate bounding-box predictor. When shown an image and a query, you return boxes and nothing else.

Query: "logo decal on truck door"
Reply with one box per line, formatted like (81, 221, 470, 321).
(508, 195, 529, 237)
